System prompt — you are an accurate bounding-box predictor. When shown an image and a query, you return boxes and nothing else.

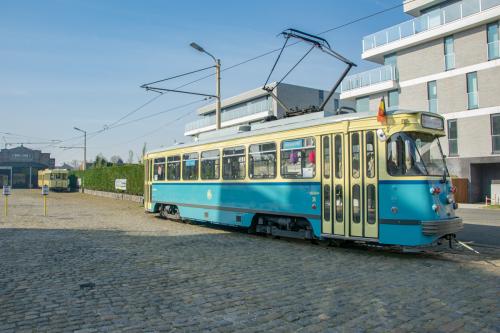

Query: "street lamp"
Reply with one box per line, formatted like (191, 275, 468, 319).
(190, 42, 221, 130)
(73, 127, 87, 172)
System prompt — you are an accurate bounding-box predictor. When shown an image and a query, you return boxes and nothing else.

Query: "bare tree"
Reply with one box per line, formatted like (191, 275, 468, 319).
(70, 160, 81, 170)
(110, 155, 124, 165)
(127, 150, 134, 164)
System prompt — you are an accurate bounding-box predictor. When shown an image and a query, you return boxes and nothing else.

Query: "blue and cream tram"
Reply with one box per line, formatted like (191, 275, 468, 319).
(144, 111, 462, 247)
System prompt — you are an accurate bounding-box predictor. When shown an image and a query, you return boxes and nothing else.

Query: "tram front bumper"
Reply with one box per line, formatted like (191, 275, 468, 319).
(421, 217, 463, 237)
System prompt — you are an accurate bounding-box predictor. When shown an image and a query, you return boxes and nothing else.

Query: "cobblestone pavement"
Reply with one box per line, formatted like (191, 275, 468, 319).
(0, 190, 499, 333)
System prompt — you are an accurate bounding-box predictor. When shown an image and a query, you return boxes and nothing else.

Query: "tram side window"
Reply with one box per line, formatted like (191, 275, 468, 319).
(223, 146, 245, 180)
(352, 184, 361, 223)
(182, 153, 199, 180)
(335, 185, 343, 222)
(201, 150, 220, 180)
(352, 133, 360, 178)
(322, 136, 330, 179)
(367, 184, 376, 224)
(335, 135, 342, 179)
(167, 156, 181, 180)
(366, 131, 375, 178)
(248, 142, 276, 179)
(153, 158, 166, 181)
(323, 185, 331, 221)
(280, 137, 316, 179)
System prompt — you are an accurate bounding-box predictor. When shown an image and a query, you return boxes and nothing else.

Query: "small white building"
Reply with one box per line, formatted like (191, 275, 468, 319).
(184, 82, 351, 138)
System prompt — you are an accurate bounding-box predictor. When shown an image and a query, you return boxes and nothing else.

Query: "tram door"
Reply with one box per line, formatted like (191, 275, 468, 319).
(321, 134, 346, 236)
(348, 131, 378, 238)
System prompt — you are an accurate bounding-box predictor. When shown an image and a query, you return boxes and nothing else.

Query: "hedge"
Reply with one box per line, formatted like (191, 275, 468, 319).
(70, 164, 144, 196)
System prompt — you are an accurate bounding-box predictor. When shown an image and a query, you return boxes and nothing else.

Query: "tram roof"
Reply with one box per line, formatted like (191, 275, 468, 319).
(147, 109, 432, 155)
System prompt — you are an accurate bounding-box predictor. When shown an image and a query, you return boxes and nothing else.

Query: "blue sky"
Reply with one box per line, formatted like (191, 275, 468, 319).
(0, 0, 410, 164)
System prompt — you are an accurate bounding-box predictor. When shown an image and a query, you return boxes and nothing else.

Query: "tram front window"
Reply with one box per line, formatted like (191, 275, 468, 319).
(387, 132, 448, 177)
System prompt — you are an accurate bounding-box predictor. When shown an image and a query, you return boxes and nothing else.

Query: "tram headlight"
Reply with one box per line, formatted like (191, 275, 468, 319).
(432, 204, 440, 213)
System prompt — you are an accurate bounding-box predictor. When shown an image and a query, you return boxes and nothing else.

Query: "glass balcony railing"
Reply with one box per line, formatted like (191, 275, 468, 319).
(185, 98, 273, 132)
(340, 65, 397, 92)
(363, 0, 500, 52)
(488, 40, 500, 60)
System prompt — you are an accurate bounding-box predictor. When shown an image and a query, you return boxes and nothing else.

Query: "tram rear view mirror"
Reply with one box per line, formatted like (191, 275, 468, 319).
(376, 129, 387, 142)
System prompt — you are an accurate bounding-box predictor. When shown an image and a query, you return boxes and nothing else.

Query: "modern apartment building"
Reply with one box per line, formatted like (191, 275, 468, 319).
(340, 0, 500, 202)
(184, 82, 346, 138)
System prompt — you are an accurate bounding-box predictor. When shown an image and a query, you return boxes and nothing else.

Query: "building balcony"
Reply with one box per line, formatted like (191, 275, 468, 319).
(340, 65, 398, 99)
(184, 102, 273, 136)
(362, 0, 500, 62)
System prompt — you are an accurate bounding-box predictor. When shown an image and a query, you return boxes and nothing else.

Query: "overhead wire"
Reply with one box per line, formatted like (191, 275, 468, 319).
(46, 0, 413, 159)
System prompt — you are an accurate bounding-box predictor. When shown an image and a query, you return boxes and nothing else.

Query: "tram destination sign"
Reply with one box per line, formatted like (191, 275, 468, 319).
(115, 179, 127, 191)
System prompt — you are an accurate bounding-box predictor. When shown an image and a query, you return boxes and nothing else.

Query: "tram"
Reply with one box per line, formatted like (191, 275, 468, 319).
(38, 169, 69, 191)
(144, 110, 463, 247)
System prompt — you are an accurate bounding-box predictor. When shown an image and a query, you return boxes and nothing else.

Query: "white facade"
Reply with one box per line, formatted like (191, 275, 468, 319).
(341, 0, 500, 202)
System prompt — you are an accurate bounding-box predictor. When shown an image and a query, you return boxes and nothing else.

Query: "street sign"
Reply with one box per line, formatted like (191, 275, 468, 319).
(115, 179, 127, 191)
(3, 185, 11, 196)
(42, 185, 49, 196)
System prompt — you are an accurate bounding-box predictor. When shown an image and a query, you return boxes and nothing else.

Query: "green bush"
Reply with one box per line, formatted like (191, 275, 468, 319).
(70, 164, 144, 196)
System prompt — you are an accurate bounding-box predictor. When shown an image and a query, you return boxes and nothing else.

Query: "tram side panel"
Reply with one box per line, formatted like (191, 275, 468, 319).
(151, 181, 322, 236)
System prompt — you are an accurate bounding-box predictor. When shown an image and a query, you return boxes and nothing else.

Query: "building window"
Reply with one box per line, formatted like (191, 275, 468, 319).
(492, 114, 500, 154)
(388, 90, 399, 111)
(167, 156, 181, 180)
(182, 153, 199, 180)
(222, 146, 245, 180)
(444, 35, 455, 70)
(319, 90, 324, 105)
(487, 22, 499, 61)
(281, 137, 316, 179)
(201, 150, 220, 180)
(427, 81, 438, 113)
(384, 53, 397, 67)
(466, 72, 478, 110)
(248, 142, 276, 179)
(356, 96, 369, 113)
(153, 158, 165, 181)
(448, 120, 458, 156)
(334, 98, 339, 111)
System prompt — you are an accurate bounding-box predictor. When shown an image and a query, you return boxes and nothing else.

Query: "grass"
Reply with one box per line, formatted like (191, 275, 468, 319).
(484, 205, 500, 209)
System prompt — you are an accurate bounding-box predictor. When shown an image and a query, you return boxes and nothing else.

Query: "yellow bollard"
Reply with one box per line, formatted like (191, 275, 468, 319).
(42, 185, 49, 217)
(2, 185, 11, 217)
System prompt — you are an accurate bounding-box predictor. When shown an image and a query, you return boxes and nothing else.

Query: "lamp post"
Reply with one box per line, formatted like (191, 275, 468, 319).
(73, 126, 86, 191)
(73, 127, 87, 171)
(190, 42, 221, 130)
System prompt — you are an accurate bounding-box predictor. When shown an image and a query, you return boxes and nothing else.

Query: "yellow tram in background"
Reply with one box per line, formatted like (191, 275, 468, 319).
(37, 169, 69, 191)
